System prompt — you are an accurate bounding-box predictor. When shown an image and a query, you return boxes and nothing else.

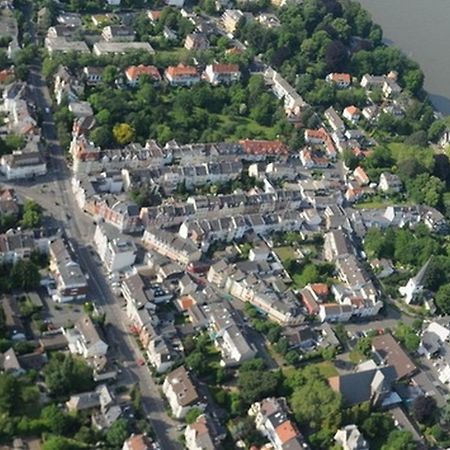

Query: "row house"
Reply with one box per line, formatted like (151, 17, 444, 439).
(240, 139, 289, 158)
(49, 238, 88, 302)
(265, 68, 307, 117)
(185, 414, 226, 450)
(142, 228, 202, 265)
(163, 366, 204, 419)
(207, 302, 257, 366)
(93, 223, 137, 273)
(65, 315, 108, 358)
(325, 107, 345, 132)
(179, 210, 304, 251)
(101, 25, 135, 42)
(323, 229, 355, 262)
(53, 65, 84, 105)
(71, 171, 123, 211)
(0, 229, 48, 265)
(122, 160, 243, 192)
(300, 149, 330, 169)
(90, 196, 142, 234)
(303, 127, 337, 159)
(92, 42, 155, 56)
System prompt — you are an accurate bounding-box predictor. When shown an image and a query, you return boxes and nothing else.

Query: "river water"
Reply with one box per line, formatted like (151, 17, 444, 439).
(358, 0, 450, 114)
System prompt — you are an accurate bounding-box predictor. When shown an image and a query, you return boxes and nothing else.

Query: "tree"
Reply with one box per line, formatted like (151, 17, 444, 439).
(185, 407, 202, 424)
(325, 40, 348, 72)
(413, 395, 436, 424)
(436, 283, 450, 314)
(112, 123, 135, 146)
(238, 368, 279, 404)
(0, 373, 18, 414)
(291, 376, 341, 430)
(21, 200, 42, 229)
(185, 352, 204, 375)
(381, 430, 416, 450)
(91, 125, 113, 148)
(11, 260, 40, 291)
(42, 437, 85, 450)
(106, 418, 129, 448)
(41, 404, 77, 436)
(44, 353, 94, 397)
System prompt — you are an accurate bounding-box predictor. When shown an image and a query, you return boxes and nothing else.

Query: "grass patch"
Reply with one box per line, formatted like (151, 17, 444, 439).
(314, 361, 339, 378)
(275, 246, 297, 263)
(349, 349, 366, 365)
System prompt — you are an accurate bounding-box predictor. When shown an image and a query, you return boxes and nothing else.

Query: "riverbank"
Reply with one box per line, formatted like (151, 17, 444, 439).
(358, 0, 450, 114)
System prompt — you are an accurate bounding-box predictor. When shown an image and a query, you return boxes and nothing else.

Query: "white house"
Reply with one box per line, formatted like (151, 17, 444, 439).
(334, 425, 369, 450)
(162, 366, 202, 418)
(94, 223, 136, 273)
(65, 315, 108, 359)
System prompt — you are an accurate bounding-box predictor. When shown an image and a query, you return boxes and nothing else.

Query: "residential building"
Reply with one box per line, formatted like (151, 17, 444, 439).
(318, 303, 353, 322)
(122, 434, 155, 450)
(378, 172, 402, 193)
(222, 9, 244, 34)
(142, 228, 201, 265)
(49, 239, 88, 302)
(164, 0, 185, 7)
(101, 25, 135, 42)
(325, 107, 345, 132)
(162, 366, 202, 418)
(334, 425, 369, 450)
(164, 64, 200, 87)
(0, 229, 48, 265)
(184, 33, 209, 50)
(249, 397, 310, 450)
(93, 223, 137, 273)
(372, 333, 417, 380)
(93, 42, 155, 56)
(146, 335, 176, 373)
(185, 414, 225, 450)
(265, 68, 306, 117)
(125, 64, 161, 86)
(45, 37, 90, 54)
(326, 72, 351, 88)
(203, 63, 240, 85)
(0, 147, 47, 181)
(1, 296, 26, 340)
(207, 302, 257, 366)
(83, 66, 103, 86)
(65, 315, 109, 358)
(53, 65, 84, 105)
(323, 229, 354, 261)
(256, 13, 281, 28)
(343, 105, 361, 122)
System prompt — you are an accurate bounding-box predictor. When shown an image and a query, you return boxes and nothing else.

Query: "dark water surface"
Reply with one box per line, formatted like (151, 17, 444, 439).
(358, 0, 450, 114)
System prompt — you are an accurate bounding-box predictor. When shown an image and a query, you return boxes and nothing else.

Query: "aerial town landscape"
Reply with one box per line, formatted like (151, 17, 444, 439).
(1, 0, 450, 449)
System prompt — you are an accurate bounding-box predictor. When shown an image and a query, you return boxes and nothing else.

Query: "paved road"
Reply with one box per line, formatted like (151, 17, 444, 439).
(12, 57, 183, 449)
(10, 6, 183, 447)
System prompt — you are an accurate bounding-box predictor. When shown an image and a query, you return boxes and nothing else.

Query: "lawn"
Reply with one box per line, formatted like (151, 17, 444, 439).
(215, 113, 279, 141)
(314, 361, 339, 378)
(349, 349, 366, 365)
(274, 246, 297, 264)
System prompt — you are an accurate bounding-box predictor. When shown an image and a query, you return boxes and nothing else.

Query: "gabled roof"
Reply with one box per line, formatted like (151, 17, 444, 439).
(125, 64, 161, 81)
(165, 64, 198, 78)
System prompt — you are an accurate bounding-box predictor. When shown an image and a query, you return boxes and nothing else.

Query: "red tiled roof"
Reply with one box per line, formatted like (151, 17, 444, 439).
(310, 283, 329, 297)
(212, 63, 239, 74)
(240, 139, 288, 156)
(166, 64, 198, 78)
(275, 420, 299, 444)
(344, 105, 360, 116)
(125, 64, 161, 81)
(329, 73, 351, 84)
